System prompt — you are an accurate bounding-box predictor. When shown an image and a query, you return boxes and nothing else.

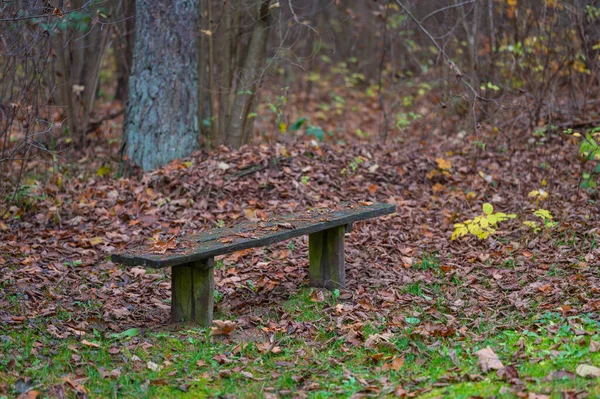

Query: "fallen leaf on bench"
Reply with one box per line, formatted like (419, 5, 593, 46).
(219, 237, 234, 244)
(235, 232, 258, 239)
(210, 320, 236, 336)
(277, 222, 294, 229)
(149, 237, 178, 253)
(359, 201, 373, 206)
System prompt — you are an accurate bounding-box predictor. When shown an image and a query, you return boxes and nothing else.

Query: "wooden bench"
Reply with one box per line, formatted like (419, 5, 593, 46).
(111, 202, 395, 326)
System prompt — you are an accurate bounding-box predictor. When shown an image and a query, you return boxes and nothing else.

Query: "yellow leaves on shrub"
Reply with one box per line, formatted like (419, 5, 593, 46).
(533, 209, 553, 220)
(452, 203, 516, 240)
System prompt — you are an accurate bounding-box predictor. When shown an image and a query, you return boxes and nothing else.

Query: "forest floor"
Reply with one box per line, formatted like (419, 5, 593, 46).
(1, 84, 600, 398)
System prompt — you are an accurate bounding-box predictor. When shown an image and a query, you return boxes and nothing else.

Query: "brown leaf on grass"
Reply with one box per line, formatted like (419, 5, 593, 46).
(219, 369, 232, 378)
(589, 340, 599, 353)
(256, 341, 281, 354)
(240, 371, 254, 379)
(81, 339, 100, 348)
(309, 289, 325, 302)
(545, 370, 575, 380)
(210, 320, 236, 336)
(395, 386, 408, 397)
(474, 346, 504, 373)
(63, 377, 87, 394)
(364, 333, 393, 350)
(382, 357, 404, 371)
(576, 364, 600, 378)
(147, 361, 162, 372)
(17, 390, 39, 399)
(527, 394, 550, 399)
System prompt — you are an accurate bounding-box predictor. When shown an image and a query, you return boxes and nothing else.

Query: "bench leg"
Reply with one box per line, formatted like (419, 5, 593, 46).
(171, 258, 214, 326)
(308, 225, 346, 290)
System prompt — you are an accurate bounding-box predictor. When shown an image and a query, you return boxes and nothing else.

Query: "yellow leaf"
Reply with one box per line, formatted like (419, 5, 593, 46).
(482, 203, 494, 215)
(279, 122, 287, 133)
(96, 166, 111, 177)
(436, 157, 452, 170)
(89, 237, 104, 246)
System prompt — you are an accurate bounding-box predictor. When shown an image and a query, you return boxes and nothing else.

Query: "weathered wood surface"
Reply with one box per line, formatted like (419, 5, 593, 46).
(112, 202, 395, 269)
(309, 226, 345, 289)
(171, 259, 214, 325)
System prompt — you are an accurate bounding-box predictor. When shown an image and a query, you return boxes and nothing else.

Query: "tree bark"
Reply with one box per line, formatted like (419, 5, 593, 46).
(225, 0, 272, 148)
(115, 0, 136, 103)
(124, 0, 200, 170)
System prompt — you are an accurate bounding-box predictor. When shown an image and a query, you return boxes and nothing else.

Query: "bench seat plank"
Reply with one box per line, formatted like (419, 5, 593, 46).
(111, 202, 395, 269)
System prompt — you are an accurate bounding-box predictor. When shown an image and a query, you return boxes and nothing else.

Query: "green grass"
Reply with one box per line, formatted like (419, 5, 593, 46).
(1, 292, 599, 398)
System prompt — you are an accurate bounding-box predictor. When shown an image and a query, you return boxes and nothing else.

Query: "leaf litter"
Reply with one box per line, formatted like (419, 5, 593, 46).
(1, 127, 599, 396)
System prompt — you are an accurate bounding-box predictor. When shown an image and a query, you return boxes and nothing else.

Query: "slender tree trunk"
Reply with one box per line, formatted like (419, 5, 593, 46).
(115, 0, 135, 103)
(123, 0, 200, 170)
(226, 0, 272, 148)
(52, 1, 113, 148)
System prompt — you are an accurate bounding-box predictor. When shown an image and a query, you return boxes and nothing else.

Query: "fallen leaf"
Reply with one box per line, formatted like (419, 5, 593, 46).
(210, 320, 236, 336)
(474, 346, 504, 373)
(81, 339, 100, 348)
(147, 361, 162, 372)
(546, 370, 575, 380)
(217, 162, 231, 170)
(240, 371, 254, 379)
(310, 290, 325, 302)
(576, 364, 600, 378)
(387, 357, 404, 371)
(436, 157, 452, 170)
(219, 369, 232, 378)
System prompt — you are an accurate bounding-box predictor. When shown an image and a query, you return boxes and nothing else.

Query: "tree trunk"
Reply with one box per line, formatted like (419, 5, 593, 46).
(115, 0, 136, 103)
(225, 0, 272, 148)
(52, 0, 113, 148)
(124, 0, 200, 170)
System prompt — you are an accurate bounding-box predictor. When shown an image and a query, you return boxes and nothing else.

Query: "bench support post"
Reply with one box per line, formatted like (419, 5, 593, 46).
(171, 258, 214, 326)
(308, 225, 345, 290)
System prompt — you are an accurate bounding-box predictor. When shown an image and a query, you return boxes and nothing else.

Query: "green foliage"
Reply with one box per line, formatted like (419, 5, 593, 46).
(565, 128, 600, 189)
(452, 203, 516, 240)
(349, 157, 363, 172)
(290, 117, 306, 131)
(395, 111, 421, 130)
(305, 125, 326, 141)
